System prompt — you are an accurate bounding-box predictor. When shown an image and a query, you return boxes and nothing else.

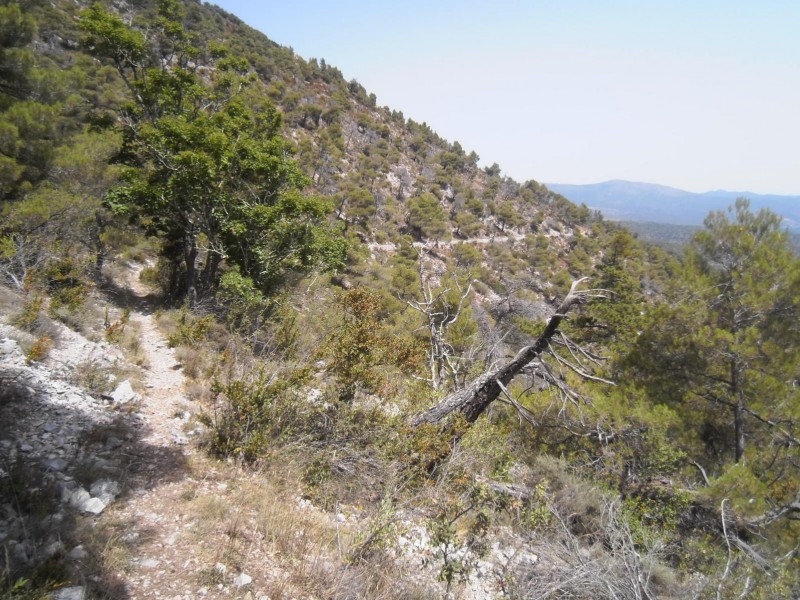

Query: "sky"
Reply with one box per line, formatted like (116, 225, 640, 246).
(209, 0, 800, 195)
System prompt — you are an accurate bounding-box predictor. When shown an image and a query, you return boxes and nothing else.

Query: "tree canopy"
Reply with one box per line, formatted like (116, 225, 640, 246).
(79, 0, 346, 303)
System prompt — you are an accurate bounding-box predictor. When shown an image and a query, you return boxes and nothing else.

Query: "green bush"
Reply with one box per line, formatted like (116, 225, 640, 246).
(202, 368, 318, 461)
(168, 311, 214, 348)
(41, 258, 90, 312)
(10, 295, 44, 332)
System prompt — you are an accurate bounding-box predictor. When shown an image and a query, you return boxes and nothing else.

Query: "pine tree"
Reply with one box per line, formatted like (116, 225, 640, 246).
(629, 200, 800, 520)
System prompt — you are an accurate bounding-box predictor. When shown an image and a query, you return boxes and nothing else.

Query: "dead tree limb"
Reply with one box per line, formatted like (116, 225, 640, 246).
(411, 277, 606, 431)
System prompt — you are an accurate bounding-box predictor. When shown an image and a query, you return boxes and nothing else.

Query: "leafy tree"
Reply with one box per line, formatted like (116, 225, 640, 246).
(454, 210, 481, 238)
(0, 128, 123, 291)
(336, 185, 376, 230)
(79, 1, 345, 303)
(484, 163, 501, 177)
(493, 201, 523, 232)
(0, 4, 77, 197)
(571, 229, 646, 350)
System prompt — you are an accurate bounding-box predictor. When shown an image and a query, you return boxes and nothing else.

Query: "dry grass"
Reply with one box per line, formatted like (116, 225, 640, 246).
(174, 345, 208, 380)
(158, 452, 440, 600)
(117, 319, 148, 368)
(72, 358, 117, 396)
(49, 299, 107, 341)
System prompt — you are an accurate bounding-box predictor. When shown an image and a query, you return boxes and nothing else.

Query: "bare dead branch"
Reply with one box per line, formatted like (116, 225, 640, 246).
(411, 278, 606, 431)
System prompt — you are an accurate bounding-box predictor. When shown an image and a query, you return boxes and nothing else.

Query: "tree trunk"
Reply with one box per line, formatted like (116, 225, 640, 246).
(734, 401, 745, 463)
(731, 360, 746, 463)
(185, 234, 198, 307)
(201, 251, 222, 293)
(412, 279, 591, 432)
(92, 211, 107, 278)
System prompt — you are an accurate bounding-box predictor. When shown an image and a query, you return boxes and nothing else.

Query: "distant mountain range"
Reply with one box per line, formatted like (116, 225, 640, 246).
(546, 180, 800, 232)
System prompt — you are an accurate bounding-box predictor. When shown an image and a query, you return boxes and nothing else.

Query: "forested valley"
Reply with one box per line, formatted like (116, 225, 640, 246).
(1, 1, 798, 598)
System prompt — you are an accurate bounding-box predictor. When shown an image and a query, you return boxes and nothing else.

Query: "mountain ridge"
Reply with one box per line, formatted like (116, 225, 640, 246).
(547, 179, 800, 231)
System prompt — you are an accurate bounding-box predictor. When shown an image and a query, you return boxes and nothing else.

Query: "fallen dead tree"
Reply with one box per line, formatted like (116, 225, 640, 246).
(411, 278, 608, 433)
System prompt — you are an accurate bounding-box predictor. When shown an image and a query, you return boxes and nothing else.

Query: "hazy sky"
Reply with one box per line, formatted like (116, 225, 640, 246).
(209, 1, 800, 195)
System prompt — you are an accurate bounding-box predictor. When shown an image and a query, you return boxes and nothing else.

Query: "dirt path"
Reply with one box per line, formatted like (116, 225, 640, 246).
(96, 267, 215, 599)
(126, 309, 188, 447)
(87, 264, 288, 600)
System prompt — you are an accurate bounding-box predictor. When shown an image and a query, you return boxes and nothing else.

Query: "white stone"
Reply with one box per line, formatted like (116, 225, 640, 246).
(111, 380, 139, 404)
(45, 457, 68, 472)
(233, 573, 252, 588)
(69, 488, 90, 508)
(80, 497, 107, 515)
(163, 531, 179, 545)
(52, 586, 85, 600)
(43, 540, 64, 558)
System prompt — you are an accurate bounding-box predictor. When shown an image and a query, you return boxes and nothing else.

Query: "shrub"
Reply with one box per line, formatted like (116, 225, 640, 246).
(10, 295, 44, 332)
(168, 311, 214, 348)
(202, 367, 318, 461)
(41, 258, 90, 312)
(104, 307, 130, 344)
(323, 287, 421, 402)
(25, 336, 53, 363)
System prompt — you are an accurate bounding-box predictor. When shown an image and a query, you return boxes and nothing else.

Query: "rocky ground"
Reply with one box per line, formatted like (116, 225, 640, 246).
(0, 270, 255, 599)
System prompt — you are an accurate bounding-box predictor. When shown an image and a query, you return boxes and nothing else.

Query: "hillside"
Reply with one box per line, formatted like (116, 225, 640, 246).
(1, 1, 799, 599)
(548, 180, 800, 231)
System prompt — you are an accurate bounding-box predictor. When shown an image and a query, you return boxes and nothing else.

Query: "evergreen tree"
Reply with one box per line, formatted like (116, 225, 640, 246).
(629, 200, 800, 518)
(407, 192, 450, 242)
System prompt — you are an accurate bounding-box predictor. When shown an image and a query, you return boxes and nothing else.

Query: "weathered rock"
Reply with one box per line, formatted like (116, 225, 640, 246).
(105, 436, 123, 450)
(80, 497, 106, 515)
(43, 540, 64, 558)
(44, 457, 68, 472)
(233, 573, 252, 588)
(68, 488, 90, 508)
(58, 480, 78, 502)
(89, 479, 119, 504)
(9, 539, 32, 565)
(52, 586, 85, 600)
(140, 558, 160, 568)
(110, 380, 139, 404)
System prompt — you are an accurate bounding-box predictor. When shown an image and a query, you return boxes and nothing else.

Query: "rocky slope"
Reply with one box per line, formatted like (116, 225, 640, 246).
(0, 274, 199, 597)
